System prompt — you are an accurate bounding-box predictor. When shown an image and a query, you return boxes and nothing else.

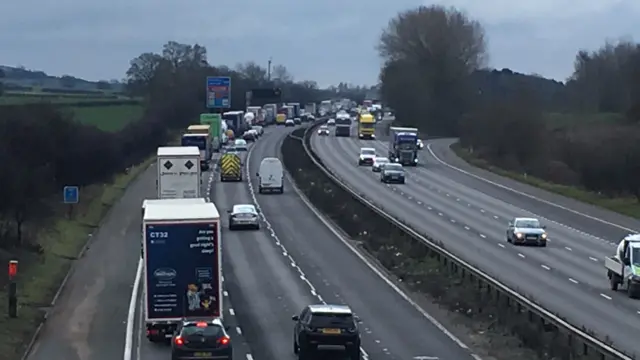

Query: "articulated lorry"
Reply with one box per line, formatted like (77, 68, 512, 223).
(334, 112, 352, 137)
(606, 234, 640, 298)
(199, 114, 223, 152)
(143, 201, 222, 342)
(358, 113, 376, 139)
(182, 132, 211, 171)
(157, 146, 201, 199)
(388, 127, 419, 166)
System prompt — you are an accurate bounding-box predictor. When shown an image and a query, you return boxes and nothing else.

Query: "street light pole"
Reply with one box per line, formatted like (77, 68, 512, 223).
(267, 57, 272, 82)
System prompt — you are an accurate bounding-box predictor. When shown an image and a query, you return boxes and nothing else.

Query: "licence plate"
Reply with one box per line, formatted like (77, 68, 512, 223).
(194, 352, 212, 357)
(526, 236, 536, 240)
(322, 328, 341, 334)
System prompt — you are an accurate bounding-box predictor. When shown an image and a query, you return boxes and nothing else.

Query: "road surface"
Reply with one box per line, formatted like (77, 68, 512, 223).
(311, 122, 640, 355)
(212, 125, 479, 360)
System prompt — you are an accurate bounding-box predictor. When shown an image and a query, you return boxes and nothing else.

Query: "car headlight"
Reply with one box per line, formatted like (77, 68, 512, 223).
(371, 134, 375, 138)
(414, 158, 418, 162)
(516, 232, 523, 238)
(541, 233, 547, 239)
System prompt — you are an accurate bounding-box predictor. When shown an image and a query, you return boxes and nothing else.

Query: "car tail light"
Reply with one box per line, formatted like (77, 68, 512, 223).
(218, 336, 230, 345)
(174, 336, 184, 346)
(196, 322, 208, 328)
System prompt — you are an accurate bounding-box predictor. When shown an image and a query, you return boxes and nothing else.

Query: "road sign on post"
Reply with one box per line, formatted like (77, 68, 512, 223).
(206, 76, 231, 109)
(8, 260, 17, 318)
(63, 186, 79, 204)
(63, 186, 79, 219)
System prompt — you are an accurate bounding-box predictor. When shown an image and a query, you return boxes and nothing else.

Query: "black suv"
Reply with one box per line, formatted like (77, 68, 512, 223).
(292, 304, 361, 359)
(171, 319, 233, 360)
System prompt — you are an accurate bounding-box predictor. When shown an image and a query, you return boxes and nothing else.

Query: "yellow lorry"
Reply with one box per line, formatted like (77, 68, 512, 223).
(220, 153, 242, 182)
(358, 113, 376, 139)
(276, 113, 286, 125)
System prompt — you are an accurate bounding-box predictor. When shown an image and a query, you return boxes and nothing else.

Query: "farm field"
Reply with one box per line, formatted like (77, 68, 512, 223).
(1, 91, 144, 132)
(68, 105, 144, 132)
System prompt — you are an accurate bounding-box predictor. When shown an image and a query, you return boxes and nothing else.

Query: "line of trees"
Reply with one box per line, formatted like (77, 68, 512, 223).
(0, 40, 369, 254)
(378, 5, 640, 199)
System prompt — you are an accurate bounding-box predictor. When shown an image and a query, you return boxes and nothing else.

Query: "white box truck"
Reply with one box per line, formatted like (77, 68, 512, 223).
(143, 201, 222, 341)
(157, 146, 201, 199)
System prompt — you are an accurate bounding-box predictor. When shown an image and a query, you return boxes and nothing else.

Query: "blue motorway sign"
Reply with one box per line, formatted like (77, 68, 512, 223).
(206, 76, 231, 109)
(63, 186, 79, 204)
(144, 222, 220, 319)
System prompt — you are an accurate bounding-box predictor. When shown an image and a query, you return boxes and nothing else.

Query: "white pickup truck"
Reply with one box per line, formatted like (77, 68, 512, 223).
(605, 234, 640, 298)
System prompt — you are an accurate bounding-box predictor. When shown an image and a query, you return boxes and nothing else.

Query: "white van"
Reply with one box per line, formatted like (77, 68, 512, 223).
(257, 157, 284, 193)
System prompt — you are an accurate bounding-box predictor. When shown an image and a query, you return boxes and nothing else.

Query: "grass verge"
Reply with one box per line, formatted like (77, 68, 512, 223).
(451, 143, 640, 219)
(0, 156, 154, 360)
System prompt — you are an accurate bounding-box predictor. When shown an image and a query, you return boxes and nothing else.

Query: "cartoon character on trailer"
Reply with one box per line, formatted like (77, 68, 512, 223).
(185, 283, 217, 312)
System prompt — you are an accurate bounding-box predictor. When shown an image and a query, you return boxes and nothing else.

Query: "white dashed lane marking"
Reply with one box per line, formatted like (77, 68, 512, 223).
(320, 137, 637, 313)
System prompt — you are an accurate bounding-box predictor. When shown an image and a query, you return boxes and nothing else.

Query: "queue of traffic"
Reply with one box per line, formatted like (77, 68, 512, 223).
(137, 99, 380, 360)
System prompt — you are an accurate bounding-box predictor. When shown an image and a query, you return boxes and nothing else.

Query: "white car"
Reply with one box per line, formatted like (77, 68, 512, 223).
(234, 139, 248, 151)
(252, 125, 264, 135)
(372, 157, 390, 172)
(285, 119, 295, 127)
(228, 204, 260, 230)
(358, 147, 376, 166)
(327, 119, 336, 126)
(317, 125, 330, 136)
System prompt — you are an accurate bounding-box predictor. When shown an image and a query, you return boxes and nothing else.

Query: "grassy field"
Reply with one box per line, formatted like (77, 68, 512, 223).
(0, 156, 154, 360)
(0, 91, 132, 105)
(69, 104, 144, 132)
(452, 143, 640, 219)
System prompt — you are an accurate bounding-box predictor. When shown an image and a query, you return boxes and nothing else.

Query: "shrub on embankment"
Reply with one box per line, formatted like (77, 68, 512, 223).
(280, 126, 625, 360)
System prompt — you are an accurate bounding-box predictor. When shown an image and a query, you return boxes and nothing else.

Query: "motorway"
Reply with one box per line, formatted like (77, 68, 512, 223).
(27, 124, 482, 360)
(311, 121, 640, 355)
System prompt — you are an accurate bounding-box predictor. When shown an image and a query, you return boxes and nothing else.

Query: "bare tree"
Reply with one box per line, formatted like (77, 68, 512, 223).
(378, 5, 487, 136)
(271, 64, 293, 83)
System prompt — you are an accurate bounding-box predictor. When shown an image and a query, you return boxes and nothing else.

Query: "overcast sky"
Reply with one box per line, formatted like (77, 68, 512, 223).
(1, 0, 638, 87)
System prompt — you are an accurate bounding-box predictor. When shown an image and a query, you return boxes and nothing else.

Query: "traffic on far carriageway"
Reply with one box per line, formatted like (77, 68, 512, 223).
(310, 98, 640, 355)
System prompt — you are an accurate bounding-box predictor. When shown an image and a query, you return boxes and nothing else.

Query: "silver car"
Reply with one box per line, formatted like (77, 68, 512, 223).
(228, 204, 260, 230)
(372, 157, 390, 172)
(380, 163, 405, 184)
(506, 217, 547, 246)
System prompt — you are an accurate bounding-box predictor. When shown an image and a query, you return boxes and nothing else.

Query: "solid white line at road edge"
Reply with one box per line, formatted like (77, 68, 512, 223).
(426, 143, 637, 233)
(124, 258, 143, 360)
(288, 134, 480, 357)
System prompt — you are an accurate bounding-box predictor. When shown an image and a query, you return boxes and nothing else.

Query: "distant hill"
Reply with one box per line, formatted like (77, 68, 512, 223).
(0, 65, 124, 93)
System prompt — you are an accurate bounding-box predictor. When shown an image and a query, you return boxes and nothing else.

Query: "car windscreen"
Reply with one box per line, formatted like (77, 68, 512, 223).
(181, 324, 223, 338)
(361, 150, 375, 156)
(236, 146, 247, 151)
(385, 164, 403, 171)
(310, 313, 354, 327)
(515, 220, 540, 228)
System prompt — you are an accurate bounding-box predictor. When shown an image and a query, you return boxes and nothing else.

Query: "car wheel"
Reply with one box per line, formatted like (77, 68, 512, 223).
(506, 235, 511, 243)
(400, 180, 405, 184)
(293, 337, 299, 354)
(539, 241, 547, 247)
(348, 346, 360, 360)
(258, 187, 263, 194)
(279, 186, 284, 193)
(255, 224, 260, 230)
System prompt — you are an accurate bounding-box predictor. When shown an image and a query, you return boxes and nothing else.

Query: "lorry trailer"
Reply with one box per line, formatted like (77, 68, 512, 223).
(143, 201, 222, 342)
(157, 146, 201, 199)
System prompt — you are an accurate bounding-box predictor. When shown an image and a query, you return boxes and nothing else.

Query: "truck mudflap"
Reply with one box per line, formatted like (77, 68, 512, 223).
(146, 322, 178, 342)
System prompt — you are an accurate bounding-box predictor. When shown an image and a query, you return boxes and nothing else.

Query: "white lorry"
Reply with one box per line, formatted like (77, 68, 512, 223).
(157, 146, 201, 199)
(143, 201, 222, 341)
(605, 234, 640, 298)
